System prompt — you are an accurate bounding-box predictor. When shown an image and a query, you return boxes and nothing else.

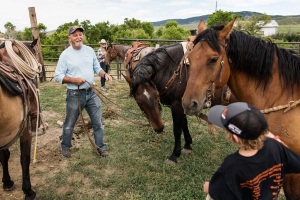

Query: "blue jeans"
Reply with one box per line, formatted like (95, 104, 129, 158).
(61, 89, 106, 150)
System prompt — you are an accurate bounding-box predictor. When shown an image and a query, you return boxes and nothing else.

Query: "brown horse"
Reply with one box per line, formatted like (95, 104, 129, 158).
(127, 41, 236, 163)
(0, 39, 40, 200)
(104, 43, 156, 78)
(182, 19, 300, 199)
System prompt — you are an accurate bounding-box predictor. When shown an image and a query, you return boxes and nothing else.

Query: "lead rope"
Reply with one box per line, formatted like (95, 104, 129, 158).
(85, 81, 149, 126)
(77, 86, 99, 153)
(260, 99, 300, 114)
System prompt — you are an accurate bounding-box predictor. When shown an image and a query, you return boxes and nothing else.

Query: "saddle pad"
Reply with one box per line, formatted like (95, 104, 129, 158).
(0, 72, 22, 95)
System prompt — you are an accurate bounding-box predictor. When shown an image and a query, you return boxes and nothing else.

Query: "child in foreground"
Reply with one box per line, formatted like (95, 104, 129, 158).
(204, 102, 300, 199)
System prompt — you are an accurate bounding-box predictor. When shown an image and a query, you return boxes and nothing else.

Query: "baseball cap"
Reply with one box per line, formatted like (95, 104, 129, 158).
(68, 26, 84, 35)
(208, 102, 268, 140)
(99, 39, 107, 44)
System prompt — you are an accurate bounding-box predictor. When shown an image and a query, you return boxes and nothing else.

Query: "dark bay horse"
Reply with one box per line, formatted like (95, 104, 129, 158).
(0, 39, 40, 200)
(128, 42, 236, 163)
(181, 19, 300, 199)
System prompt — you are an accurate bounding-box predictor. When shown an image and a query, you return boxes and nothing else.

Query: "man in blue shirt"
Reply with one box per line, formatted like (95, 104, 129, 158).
(54, 26, 112, 158)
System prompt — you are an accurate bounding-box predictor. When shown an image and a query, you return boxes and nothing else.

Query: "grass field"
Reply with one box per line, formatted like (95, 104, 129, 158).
(18, 79, 283, 199)
(37, 79, 236, 199)
(1, 78, 287, 199)
(278, 24, 300, 34)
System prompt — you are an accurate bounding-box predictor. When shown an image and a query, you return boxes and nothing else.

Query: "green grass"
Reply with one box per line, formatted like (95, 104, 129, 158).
(34, 80, 286, 199)
(278, 24, 300, 34)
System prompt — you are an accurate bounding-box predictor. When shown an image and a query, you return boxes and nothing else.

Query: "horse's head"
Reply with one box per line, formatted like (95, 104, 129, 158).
(130, 79, 164, 133)
(127, 59, 164, 133)
(182, 18, 235, 116)
(104, 43, 117, 65)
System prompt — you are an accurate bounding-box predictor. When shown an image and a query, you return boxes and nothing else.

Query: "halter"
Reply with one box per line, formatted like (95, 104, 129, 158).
(203, 40, 228, 108)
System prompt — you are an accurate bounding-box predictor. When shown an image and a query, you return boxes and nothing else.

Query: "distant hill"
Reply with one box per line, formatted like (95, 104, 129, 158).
(151, 11, 300, 27)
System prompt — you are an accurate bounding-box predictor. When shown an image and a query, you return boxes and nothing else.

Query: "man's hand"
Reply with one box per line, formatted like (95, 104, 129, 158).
(104, 73, 113, 84)
(73, 77, 86, 85)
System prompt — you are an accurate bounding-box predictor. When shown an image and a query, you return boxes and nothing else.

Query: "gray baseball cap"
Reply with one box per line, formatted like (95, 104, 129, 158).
(68, 26, 84, 35)
(208, 102, 268, 140)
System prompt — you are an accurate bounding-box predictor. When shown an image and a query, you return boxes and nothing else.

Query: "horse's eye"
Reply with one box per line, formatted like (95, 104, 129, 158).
(209, 57, 218, 65)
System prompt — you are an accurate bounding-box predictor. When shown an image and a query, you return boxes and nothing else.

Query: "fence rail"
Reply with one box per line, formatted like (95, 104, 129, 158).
(41, 40, 300, 81)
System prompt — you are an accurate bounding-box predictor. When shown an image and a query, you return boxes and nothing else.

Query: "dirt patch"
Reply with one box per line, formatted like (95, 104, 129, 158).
(0, 110, 75, 200)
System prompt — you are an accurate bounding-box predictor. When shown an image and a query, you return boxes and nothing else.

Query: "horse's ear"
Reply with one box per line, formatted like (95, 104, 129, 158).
(219, 17, 236, 40)
(31, 38, 38, 48)
(198, 20, 206, 33)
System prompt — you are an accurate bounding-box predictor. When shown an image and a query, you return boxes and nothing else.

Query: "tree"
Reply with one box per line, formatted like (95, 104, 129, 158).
(3, 22, 16, 38)
(155, 21, 190, 40)
(207, 10, 236, 28)
(109, 18, 155, 43)
(235, 13, 271, 36)
(23, 23, 47, 41)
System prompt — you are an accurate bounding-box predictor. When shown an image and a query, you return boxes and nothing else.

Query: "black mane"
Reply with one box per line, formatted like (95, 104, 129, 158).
(131, 43, 183, 94)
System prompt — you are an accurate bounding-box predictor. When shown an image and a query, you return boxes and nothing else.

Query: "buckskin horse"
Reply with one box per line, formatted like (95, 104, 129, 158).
(0, 39, 41, 200)
(181, 19, 300, 199)
(127, 41, 236, 163)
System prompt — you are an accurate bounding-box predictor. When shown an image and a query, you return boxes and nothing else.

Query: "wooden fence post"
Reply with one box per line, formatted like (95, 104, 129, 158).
(28, 7, 46, 82)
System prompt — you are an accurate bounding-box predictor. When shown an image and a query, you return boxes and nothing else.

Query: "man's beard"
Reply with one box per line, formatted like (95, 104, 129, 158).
(70, 40, 83, 48)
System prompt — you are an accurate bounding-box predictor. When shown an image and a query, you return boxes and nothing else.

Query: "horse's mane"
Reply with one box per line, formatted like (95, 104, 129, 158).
(130, 48, 161, 94)
(195, 27, 300, 91)
(193, 25, 224, 53)
(131, 43, 183, 94)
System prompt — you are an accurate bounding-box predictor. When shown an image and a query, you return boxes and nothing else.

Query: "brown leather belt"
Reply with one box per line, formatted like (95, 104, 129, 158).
(69, 88, 91, 92)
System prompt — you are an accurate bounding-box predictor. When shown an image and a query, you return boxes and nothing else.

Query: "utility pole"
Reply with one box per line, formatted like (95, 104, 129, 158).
(28, 7, 46, 82)
(215, 1, 218, 12)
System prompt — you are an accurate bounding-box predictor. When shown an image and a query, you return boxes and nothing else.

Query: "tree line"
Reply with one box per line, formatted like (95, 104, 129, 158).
(1, 10, 299, 48)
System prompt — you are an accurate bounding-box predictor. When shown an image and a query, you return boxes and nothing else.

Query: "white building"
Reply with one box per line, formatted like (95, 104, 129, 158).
(259, 20, 279, 36)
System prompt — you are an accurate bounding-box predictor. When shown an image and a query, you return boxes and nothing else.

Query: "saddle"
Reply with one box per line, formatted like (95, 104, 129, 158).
(0, 40, 41, 136)
(124, 42, 150, 68)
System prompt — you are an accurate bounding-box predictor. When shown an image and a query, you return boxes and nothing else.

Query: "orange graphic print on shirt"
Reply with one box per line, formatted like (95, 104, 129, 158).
(240, 163, 283, 199)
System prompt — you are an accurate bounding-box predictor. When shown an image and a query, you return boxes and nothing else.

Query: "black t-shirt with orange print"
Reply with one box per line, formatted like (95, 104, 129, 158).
(209, 138, 300, 199)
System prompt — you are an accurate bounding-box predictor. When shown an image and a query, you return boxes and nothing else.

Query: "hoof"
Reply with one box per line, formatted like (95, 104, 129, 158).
(3, 181, 15, 191)
(25, 191, 36, 200)
(182, 148, 193, 154)
(168, 155, 178, 163)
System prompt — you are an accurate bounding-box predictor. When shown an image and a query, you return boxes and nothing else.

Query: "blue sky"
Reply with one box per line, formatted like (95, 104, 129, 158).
(1, 0, 299, 32)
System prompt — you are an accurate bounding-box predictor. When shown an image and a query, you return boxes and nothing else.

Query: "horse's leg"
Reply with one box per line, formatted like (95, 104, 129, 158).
(0, 149, 15, 190)
(20, 128, 36, 200)
(168, 106, 187, 163)
(182, 115, 193, 153)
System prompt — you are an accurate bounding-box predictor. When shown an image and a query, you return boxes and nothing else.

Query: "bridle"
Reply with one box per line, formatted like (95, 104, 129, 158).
(199, 39, 229, 109)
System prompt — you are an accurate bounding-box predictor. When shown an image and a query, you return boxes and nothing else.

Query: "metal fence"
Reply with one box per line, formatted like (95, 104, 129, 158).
(41, 40, 300, 81)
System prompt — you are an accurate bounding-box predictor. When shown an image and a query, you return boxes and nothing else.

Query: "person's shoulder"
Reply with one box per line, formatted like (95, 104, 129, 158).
(265, 137, 281, 148)
(220, 152, 240, 169)
(59, 46, 72, 57)
(82, 45, 96, 53)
